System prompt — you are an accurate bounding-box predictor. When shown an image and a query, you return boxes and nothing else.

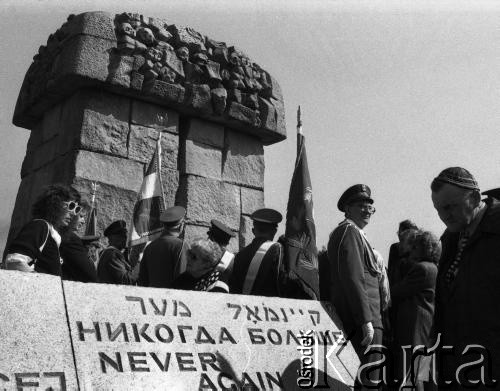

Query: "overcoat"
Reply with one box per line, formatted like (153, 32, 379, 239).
(97, 246, 138, 285)
(392, 260, 437, 347)
(435, 198, 500, 388)
(138, 232, 187, 288)
(60, 231, 98, 282)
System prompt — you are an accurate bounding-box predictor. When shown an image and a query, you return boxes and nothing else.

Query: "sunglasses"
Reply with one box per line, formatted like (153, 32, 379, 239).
(62, 201, 82, 215)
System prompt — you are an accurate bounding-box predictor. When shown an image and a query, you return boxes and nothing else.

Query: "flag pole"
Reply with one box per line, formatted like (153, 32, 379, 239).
(296, 106, 303, 156)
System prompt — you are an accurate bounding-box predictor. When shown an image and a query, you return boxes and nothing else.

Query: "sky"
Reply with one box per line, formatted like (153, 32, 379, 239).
(1, 0, 500, 262)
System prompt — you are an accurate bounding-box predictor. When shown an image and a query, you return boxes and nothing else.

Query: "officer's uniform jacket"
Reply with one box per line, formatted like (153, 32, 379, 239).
(97, 246, 138, 285)
(138, 232, 187, 288)
(326, 219, 383, 336)
(230, 237, 282, 297)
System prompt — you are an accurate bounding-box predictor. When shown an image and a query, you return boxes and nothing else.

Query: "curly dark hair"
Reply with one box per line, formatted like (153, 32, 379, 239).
(412, 230, 441, 264)
(31, 184, 80, 224)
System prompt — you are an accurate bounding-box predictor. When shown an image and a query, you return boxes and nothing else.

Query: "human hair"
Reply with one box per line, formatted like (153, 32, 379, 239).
(31, 184, 80, 224)
(253, 221, 277, 238)
(412, 230, 441, 264)
(189, 238, 223, 268)
(399, 219, 418, 232)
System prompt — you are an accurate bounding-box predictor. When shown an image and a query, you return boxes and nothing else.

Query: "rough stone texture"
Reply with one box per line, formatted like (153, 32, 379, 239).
(72, 178, 138, 236)
(159, 168, 179, 208)
(80, 93, 130, 158)
(13, 11, 286, 145)
(128, 125, 178, 170)
(5, 177, 35, 248)
(74, 150, 144, 191)
(0, 271, 79, 390)
(32, 136, 61, 169)
(131, 100, 179, 134)
(240, 186, 265, 216)
(223, 130, 264, 189)
(186, 118, 224, 148)
(181, 140, 221, 180)
(41, 104, 62, 142)
(239, 215, 254, 248)
(62, 281, 358, 390)
(183, 223, 210, 244)
(178, 175, 240, 231)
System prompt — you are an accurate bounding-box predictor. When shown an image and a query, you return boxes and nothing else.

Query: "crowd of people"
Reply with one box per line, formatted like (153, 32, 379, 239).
(2, 165, 500, 390)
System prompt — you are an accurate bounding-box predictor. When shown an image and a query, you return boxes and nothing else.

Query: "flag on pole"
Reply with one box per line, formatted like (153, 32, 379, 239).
(128, 134, 166, 246)
(283, 106, 320, 300)
(83, 182, 98, 239)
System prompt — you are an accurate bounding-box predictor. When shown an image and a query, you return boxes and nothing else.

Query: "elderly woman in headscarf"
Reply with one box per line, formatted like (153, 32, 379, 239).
(59, 199, 99, 282)
(4, 184, 81, 276)
(173, 238, 230, 293)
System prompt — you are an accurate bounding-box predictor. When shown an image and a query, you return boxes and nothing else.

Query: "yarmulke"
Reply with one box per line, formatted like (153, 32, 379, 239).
(434, 167, 479, 190)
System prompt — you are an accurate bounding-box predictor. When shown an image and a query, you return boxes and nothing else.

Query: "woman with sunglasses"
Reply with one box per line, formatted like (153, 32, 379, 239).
(60, 199, 99, 282)
(4, 183, 81, 276)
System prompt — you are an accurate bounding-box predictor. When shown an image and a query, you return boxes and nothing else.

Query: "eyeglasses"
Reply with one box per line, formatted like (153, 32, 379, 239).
(352, 203, 376, 214)
(62, 201, 82, 215)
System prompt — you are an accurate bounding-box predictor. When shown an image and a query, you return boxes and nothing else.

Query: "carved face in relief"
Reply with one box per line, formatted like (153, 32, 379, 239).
(159, 66, 176, 83)
(193, 52, 208, 66)
(118, 22, 135, 37)
(136, 27, 155, 45)
(145, 47, 162, 62)
(177, 46, 189, 62)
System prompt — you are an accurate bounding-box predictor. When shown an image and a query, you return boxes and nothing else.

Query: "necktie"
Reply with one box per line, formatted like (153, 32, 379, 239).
(444, 232, 469, 284)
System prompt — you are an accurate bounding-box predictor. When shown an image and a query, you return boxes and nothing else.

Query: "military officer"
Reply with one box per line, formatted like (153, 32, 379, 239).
(230, 208, 283, 297)
(138, 206, 188, 288)
(206, 219, 236, 290)
(97, 220, 139, 285)
(326, 184, 386, 389)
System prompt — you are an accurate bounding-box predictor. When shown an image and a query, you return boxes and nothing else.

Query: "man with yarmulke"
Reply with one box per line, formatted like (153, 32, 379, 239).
(138, 206, 188, 288)
(326, 184, 388, 389)
(98, 220, 139, 285)
(230, 208, 284, 296)
(431, 167, 500, 389)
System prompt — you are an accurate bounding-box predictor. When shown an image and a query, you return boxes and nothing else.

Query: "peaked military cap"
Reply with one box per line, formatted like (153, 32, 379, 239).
(482, 187, 500, 200)
(208, 219, 235, 244)
(433, 167, 479, 191)
(104, 220, 127, 237)
(337, 184, 374, 212)
(251, 208, 283, 225)
(160, 206, 186, 225)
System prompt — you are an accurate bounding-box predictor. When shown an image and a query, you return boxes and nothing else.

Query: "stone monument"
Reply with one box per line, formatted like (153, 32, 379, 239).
(8, 11, 286, 252)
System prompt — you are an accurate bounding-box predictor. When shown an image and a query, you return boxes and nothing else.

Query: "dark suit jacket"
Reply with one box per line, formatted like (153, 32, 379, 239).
(97, 247, 138, 285)
(435, 198, 500, 386)
(327, 220, 382, 336)
(230, 237, 282, 297)
(138, 232, 187, 288)
(60, 231, 98, 283)
(392, 260, 437, 346)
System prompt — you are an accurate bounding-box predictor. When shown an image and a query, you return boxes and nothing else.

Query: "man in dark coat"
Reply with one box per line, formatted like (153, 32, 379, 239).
(97, 220, 139, 285)
(387, 219, 419, 288)
(138, 206, 188, 288)
(431, 167, 500, 389)
(230, 208, 283, 297)
(327, 184, 386, 389)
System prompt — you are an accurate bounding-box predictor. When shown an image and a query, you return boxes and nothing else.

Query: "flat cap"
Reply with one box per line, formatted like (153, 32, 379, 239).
(251, 208, 283, 225)
(337, 184, 373, 212)
(482, 187, 500, 200)
(103, 220, 127, 237)
(208, 219, 235, 244)
(160, 206, 186, 225)
(433, 167, 479, 191)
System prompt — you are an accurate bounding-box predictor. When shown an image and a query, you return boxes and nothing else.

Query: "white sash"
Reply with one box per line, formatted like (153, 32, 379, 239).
(242, 241, 275, 294)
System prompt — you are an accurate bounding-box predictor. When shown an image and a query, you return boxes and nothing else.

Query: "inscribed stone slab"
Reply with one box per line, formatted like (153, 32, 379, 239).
(0, 270, 78, 390)
(63, 281, 359, 390)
